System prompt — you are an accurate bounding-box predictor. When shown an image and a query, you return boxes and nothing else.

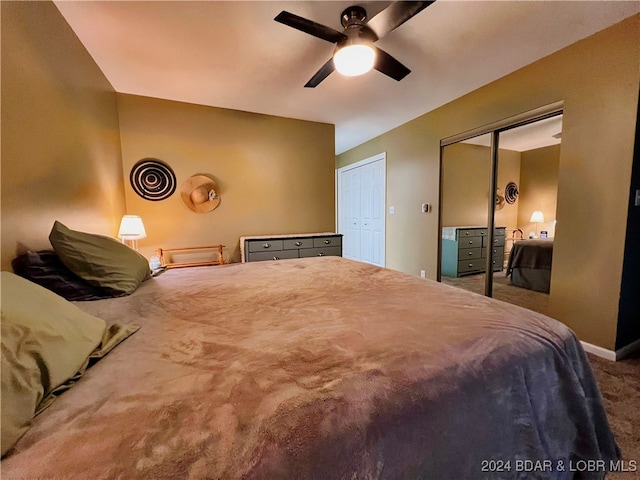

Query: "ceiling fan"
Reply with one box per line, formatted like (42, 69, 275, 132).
(274, 1, 434, 88)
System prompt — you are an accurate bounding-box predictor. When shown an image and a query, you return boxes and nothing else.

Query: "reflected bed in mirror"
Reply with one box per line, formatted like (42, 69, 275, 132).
(506, 238, 553, 293)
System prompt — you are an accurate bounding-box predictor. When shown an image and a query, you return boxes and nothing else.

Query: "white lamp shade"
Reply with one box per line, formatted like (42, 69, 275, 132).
(333, 44, 376, 76)
(530, 211, 545, 223)
(118, 215, 147, 240)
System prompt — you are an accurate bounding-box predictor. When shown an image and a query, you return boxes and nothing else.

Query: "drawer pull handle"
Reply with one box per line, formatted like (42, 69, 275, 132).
(295, 241, 302, 246)
(468, 241, 473, 245)
(468, 251, 473, 256)
(263, 243, 271, 249)
(318, 253, 325, 256)
(273, 256, 280, 260)
(324, 240, 331, 245)
(465, 232, 470, 236)
(468, 264, 473, 268)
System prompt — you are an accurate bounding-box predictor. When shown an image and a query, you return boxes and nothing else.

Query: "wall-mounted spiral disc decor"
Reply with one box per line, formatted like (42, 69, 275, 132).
(130, 158, 177, 201)
(495, 189, 505, 210)
(505, 182, 519, 204)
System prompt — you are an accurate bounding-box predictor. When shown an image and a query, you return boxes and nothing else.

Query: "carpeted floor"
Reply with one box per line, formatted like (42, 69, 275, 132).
(441, 271, 550, 316)
(442, 273, 640, 478)
(588, 351, 640, 479)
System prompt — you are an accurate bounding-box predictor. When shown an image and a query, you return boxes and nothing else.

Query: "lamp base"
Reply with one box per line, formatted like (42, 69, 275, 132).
(121, 238, 139, 251)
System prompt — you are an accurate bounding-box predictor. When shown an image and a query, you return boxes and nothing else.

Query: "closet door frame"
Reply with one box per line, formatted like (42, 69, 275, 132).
(437, 102, 563, 296)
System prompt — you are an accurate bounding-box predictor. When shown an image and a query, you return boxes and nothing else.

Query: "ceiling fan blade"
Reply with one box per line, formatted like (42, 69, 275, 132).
(304, 58, 336, 88)
(366, 1, 434, 40)
(275, 11, 347, 44)
(373, 47, 411, 81)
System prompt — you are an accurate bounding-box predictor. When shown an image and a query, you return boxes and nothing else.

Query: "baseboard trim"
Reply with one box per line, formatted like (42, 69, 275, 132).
(581, 338, 640, 361)
(581, 341, 617, 361)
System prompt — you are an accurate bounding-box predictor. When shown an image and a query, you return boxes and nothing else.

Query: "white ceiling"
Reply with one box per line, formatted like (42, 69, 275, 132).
(462, 114, 563, 152)
(53, 1, 638, 154)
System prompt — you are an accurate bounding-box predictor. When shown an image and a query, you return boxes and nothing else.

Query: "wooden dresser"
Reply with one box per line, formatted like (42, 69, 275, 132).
(241, 233, 342, 263)
(441, 226, 506, 277)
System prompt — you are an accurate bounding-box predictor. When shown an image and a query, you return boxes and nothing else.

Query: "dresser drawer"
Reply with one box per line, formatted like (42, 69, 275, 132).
(283, 238, 314, 250)
(459, 247, 482, 260)
(482, 235, 505, 247)
(481, 246, 504, 259)
(459, 237, 482, 249)
(457, 259, 484, 274)
(476, 228, 506, 237)
(299, 246, 342, 258)
(313, 236, 342, 248)
(490, 258, 503, 271)
(247, 249, 299, 262)
(247, 239, 284, 252)
(458, 229, 481, 238)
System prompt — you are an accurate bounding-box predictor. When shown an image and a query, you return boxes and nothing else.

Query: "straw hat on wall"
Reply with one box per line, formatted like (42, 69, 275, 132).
(180, 175, 220, 213)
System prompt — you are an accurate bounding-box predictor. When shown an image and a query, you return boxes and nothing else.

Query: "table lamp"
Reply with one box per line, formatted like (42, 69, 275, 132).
(530, 210, 544, 238)
(118, 215, 146, 251)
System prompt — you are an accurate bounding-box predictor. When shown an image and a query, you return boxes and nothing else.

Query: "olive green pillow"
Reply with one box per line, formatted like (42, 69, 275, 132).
(49, 221, 150, 296)
(1, 272, 106, 456)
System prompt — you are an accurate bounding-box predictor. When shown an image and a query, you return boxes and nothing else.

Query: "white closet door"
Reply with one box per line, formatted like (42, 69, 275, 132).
(367, 158, 385, 266)
(341, 167, 361, 260)
(337, 153, 386, 266)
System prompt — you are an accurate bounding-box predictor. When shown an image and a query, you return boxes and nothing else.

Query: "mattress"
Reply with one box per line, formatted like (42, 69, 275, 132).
(1, 256, 618, 479)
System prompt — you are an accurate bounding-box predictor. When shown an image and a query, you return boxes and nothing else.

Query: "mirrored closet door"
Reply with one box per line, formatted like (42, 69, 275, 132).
(438, 107, 562, 316)
(440, 132, 494, 296)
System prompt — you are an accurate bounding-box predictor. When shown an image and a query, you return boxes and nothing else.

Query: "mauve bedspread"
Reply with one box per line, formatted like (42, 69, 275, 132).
(507, 239, 554, 274)
(1, 257, 618, 479)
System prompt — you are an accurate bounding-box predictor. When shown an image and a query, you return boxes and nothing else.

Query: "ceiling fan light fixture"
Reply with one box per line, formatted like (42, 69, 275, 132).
(333, 44, 376, 77)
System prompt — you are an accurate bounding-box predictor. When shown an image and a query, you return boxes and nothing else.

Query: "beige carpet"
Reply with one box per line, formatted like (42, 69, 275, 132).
(588, 352, 640, 479)
(442, 273, 639, 478)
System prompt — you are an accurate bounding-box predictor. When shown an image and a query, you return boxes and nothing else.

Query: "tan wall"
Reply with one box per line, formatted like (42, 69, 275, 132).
(117, 94, 336, 263)
(496, 149, 522, 233)
(1, 1, 126, 271)
(442, 143, 491, 227)
(337, 15, 639, 350)
(517, 144, 560, 238)
(442, 142, 521, 232)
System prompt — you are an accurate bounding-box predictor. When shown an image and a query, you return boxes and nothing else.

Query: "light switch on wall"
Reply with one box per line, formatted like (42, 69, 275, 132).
(421, 203, 431, 213)
(389, 206, 395, 214)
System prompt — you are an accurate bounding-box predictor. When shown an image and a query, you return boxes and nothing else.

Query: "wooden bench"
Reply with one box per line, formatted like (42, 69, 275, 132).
(156, 244, 225, 269)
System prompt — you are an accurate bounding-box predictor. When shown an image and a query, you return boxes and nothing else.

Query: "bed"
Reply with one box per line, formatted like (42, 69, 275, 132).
(506, 239, 554, 293)
(1, 254, 619, 479)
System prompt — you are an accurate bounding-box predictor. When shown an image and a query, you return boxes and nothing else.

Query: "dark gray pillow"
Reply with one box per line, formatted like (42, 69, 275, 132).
(12, 250, 112, 301)
(49, 221, 150, 296)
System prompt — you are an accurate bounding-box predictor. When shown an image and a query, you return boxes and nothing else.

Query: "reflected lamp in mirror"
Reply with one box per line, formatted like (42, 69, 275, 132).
(530, 211, 544, 238)
(118, 215, 146, 251)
